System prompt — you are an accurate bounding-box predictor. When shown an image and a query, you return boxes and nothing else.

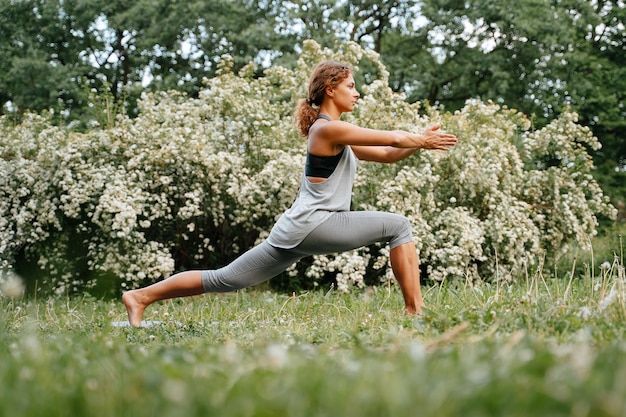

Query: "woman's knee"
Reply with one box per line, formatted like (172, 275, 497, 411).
(388, 214, 413, 249)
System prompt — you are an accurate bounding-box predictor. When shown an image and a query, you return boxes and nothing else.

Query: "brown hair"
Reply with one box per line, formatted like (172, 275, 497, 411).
(294, 60, 352, 137)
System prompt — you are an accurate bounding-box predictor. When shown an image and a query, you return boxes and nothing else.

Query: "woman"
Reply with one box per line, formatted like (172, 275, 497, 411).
(123, 60, 457, 326)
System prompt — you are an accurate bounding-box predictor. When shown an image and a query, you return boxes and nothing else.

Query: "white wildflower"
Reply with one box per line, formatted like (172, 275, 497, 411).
(0, 271, 25, 298)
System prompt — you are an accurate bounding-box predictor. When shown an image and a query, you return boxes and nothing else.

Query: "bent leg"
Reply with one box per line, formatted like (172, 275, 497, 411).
(298, 211, 423, 314)
(390, 241, 424, 314)
(297, 211, 413, 254)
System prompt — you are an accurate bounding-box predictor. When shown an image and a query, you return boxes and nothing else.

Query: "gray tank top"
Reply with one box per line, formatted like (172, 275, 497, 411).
(267, 145, 358, 249)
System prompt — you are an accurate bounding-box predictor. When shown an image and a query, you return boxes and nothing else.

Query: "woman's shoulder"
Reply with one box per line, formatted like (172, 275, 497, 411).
(309, 119, 358, 140)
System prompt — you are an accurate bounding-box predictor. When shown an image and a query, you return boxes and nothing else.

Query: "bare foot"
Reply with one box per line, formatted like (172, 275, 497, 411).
(406, 302, 425, 315)
(122, 290, 147, 327)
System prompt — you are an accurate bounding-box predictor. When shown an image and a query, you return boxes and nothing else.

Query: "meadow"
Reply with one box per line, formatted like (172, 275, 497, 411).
(2, 235, 625, 417)
(2, 40, 623, 417)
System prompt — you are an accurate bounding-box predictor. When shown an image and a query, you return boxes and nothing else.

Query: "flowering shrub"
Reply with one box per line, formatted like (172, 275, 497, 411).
(0, 40, 616, 295)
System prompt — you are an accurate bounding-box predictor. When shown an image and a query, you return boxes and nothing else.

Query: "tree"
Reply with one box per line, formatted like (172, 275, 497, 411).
(0, 0, 295, 124)
(375, 0, 625, 211)
(1, 0, 623, 210)
(0, 0, 92, 117)
(0, 42, 615, 295)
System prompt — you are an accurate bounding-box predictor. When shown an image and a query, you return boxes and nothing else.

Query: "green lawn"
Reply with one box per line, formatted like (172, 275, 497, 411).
(2, 258, 626, 417)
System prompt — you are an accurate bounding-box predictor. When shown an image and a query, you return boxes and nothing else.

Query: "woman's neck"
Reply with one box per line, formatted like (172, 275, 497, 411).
(318, 106, 341, 120)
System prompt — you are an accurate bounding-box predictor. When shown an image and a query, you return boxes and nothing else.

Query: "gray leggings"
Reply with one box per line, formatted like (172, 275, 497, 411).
(201, 211, 413, 292)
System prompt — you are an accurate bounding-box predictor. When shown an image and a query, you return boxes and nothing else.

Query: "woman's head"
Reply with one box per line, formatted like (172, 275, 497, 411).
(294, 60, 353, 137)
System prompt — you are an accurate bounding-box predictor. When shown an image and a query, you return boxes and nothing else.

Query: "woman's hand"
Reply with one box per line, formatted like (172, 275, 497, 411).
(418, 125, 458, 150)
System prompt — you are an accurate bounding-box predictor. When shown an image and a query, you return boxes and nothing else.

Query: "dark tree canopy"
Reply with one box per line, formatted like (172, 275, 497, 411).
(1, 0, 624, 205)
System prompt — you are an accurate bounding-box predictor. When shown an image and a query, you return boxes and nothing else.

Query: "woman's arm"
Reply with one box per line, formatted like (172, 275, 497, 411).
(351, 146, 420, 163)
(310, 122, 457, 162)
(310, 121, 417, 148)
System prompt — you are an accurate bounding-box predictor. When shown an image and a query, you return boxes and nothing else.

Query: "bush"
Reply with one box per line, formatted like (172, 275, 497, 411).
(0, 41, 616, 296)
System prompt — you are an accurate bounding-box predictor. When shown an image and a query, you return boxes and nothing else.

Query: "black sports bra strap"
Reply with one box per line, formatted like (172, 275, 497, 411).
(316, 114, 332, 121)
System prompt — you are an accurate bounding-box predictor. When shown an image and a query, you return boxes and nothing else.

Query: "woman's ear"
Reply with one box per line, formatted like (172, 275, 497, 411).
(325, 85, 334, 97)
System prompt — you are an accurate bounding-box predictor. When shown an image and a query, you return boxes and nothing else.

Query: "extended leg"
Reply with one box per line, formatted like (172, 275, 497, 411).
(123, 242, 301, 327)
(122, 271, 203, 326)
(390, 241, 424, 314)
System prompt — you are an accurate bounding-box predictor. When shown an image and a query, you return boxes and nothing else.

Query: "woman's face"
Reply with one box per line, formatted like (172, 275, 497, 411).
(330, 74, 360, 113)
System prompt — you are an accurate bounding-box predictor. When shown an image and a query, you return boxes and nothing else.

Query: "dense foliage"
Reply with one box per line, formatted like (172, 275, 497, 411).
(0, 41, 616, 295)
(1, 1, 623, 179)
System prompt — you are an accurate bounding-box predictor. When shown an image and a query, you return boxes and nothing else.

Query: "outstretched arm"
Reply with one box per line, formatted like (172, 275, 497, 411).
(350, 125, 458, 162)
(308, 118, 457, 161)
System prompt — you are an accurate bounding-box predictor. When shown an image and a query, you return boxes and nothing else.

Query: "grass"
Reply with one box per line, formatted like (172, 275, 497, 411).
(2, 253, 626, 417)
(556, 221, 625, 279)
(1, 225, 625, 417)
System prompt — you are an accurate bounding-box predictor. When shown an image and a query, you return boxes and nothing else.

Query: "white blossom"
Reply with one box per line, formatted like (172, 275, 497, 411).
(0, 41, 615, 294)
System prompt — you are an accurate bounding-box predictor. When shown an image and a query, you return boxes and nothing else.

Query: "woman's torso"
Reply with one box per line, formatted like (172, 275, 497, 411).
(266, 144, 358, 249)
